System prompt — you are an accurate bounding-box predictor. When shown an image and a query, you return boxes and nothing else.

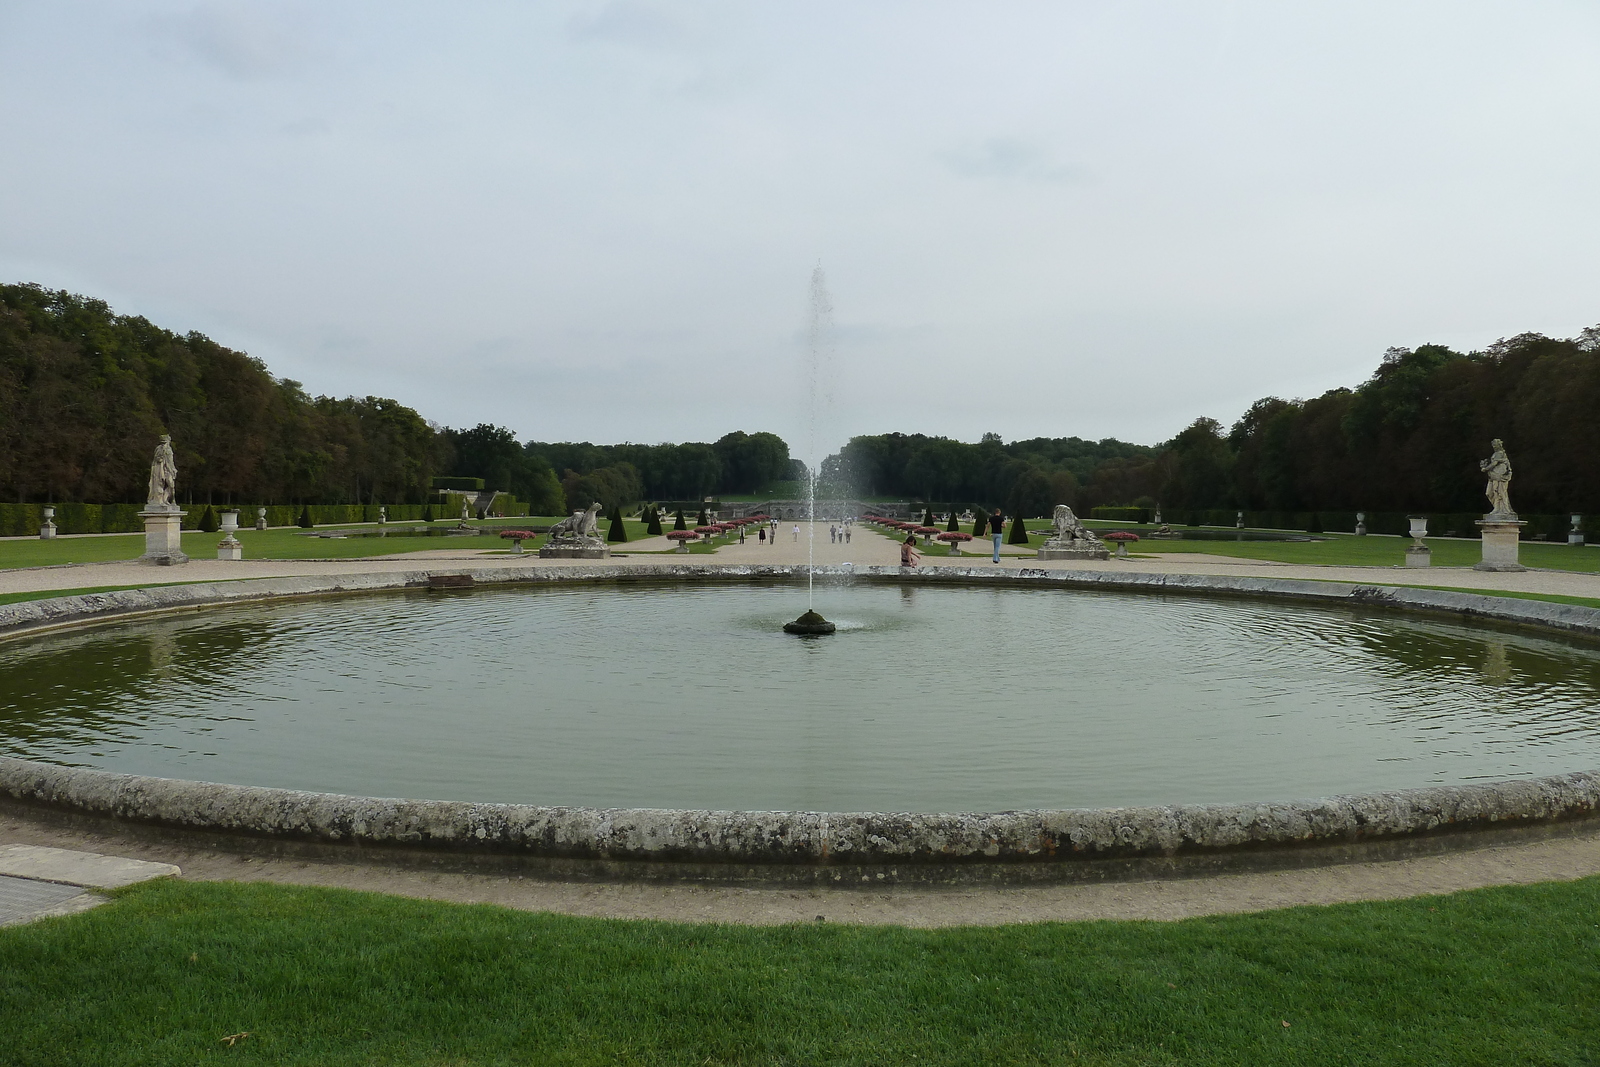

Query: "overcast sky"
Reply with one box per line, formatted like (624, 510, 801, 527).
(3, 2, 1599, 464)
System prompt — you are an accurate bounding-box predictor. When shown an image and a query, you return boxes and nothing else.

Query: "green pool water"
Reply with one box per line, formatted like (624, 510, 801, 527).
(3, 583, 1599, 811)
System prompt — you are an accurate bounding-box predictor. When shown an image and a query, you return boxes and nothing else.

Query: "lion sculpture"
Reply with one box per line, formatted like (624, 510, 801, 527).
(548, 501, 603, 541)
(1051, 504, 1089, 541)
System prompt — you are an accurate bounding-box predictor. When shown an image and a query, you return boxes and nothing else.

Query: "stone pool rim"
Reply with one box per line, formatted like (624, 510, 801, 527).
(2, 563, 1599, 885)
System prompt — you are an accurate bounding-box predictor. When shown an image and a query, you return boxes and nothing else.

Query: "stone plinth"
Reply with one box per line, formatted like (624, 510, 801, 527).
(1405, 547, 1431, 568)
(217, 536, 242, 561)
(1037, 541, 1109, 560)
(539, 539, 610, 559)
(1475, 519, 1526, 572)
(138, 506, 188, 565)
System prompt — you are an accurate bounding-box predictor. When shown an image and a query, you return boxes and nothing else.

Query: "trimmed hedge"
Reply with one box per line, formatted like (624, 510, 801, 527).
(0, 500, 534, 537)
(1090, 506, 1150, 523)
(1137, 508, 1587, 540)
(431, 477, 485, 491)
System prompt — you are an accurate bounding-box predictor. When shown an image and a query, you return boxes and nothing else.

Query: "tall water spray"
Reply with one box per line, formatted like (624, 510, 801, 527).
(806, 265, 833, 610)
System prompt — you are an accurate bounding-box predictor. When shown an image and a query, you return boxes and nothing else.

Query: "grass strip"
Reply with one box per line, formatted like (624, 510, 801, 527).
(2, 877, 1598, 1066)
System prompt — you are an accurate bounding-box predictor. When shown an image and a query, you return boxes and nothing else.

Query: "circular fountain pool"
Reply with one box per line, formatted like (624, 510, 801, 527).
(5, 581, 1600, 813)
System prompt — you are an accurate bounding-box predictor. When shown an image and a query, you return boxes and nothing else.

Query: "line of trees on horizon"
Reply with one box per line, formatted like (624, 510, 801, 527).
(0, 283, 796, 514)
(826, 328, 1600, 520)
(7, 283, 1598, 522)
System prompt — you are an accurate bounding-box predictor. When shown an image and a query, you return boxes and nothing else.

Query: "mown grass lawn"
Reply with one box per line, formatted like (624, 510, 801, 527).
(1, 876, 1596, 1066)
(0, 519, 578, 569)
(1074, 523, 1600, 572)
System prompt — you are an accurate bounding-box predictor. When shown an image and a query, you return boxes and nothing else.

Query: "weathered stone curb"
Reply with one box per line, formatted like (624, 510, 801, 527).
(3, 564, 1599, 880)
(4, 564, 1600, 638)
(1, 758, 1596, 871)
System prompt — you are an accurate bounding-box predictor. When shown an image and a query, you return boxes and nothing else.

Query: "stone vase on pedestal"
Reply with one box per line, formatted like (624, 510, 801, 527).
(1404, 516, 1431, 568)
(1475, 518, 1527, 571)
(39, 506, 56, 540)
(216, 510, 242, 560)
(255, 507, 268, 531)
(139, 506, 189, 565)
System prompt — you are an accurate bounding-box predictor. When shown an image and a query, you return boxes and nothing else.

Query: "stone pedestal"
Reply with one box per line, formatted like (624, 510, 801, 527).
(255, 507, 268, 531)
(139, 506, 189, 565)
(1405, 547, 1431, 568)
(216, 536, 242, 561)
(39, 507, 56, 540)
(1475, 519, 1526, 571)
(1037, 540, 1109, 561)
(539, 538, 610, 559)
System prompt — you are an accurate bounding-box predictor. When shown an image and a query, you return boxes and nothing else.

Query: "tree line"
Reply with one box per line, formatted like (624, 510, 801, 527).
(824, 328, 1600, 519)
(0, 284, 795, 513)
(8, 282, 1596, 519)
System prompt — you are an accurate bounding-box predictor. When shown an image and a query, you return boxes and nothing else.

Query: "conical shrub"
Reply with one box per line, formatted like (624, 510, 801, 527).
(422, 505, 434, 522)
(697, 508, 709, 526)
(972, 509, 988, 538)
(1008, 513, 1030, 545)
(607, 505, 628, 543)
(946, 510, 959, 532)
(297, 505, 314, 529)
(646, 506, 663, 536)
(198, 505, 219, 533)
(674, 509, 687, 531)
(922, 507, 933, 527)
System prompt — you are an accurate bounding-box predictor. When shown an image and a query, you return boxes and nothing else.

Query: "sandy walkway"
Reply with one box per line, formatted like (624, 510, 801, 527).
(5, 522, 1600, 925)
(5, 520, 1600, 598)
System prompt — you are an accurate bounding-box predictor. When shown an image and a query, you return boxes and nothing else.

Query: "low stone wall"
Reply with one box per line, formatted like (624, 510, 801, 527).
(3, 565, 1599, 883)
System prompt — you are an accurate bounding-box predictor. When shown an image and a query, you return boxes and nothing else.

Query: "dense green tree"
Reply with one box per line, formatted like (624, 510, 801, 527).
(0, 284, 443, 506)
(560, 464, 643, 514)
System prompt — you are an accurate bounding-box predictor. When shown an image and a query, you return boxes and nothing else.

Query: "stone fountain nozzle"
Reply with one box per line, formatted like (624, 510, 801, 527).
(783, 609, 836, 635)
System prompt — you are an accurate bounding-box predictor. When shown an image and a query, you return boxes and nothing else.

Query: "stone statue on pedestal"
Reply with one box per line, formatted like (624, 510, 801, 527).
(147, 435, 178, 509)
(1479, 439, 1515, 519)
(539, 501, 610, 559)
(1475, 438, 1525, 572)
(139, 434, 187, 564)
(1036, 504, 1109, 560)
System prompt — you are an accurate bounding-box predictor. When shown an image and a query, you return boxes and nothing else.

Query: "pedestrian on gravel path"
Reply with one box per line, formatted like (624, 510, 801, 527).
(901, 533, 920, 568)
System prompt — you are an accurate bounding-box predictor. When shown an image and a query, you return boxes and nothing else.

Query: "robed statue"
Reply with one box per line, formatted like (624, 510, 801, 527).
(147, 434, 178, 508)
(1479, 438, 1515, 519)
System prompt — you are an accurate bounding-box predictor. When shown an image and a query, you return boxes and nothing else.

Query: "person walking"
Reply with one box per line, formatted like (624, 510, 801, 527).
(792, 524, 799, 542)
(990, 511, 1004, 563)
(758, 527, 766, 545)
(844, 527, 851, 544)
(900, 532, 920, 568)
